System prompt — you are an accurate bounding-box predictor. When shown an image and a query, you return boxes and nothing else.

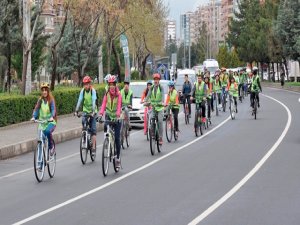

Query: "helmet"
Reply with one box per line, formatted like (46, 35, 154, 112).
(83, 75, 91, 84)
(153, 73, 161, 80)
(40, 82, 50, 90)
(104, 74, 111, 81)
(147, 80, 152, 85)
(107, 75, 117, 83)
(221, 67, 226, 72)
(168, 81, 175, 86)
(252, 66, 258, 71)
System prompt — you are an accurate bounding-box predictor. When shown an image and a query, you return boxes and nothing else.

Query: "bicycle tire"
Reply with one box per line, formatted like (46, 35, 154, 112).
(156, 129, 161, 153)
(194, 112, 200, 137)
(113, 143, 120, 173)
(125, 125, 130, 148)
(149, 121, 155, 155)
(165, 116, 173, 143)
(90, 140, 96, 161)
(215, 95, 219, 116)
(229, 98, 235, 120)
(222, 95, 226, 112)
(34, 142, 45, 182)
(80, 135, 88, 165)
(121, 121, 125, 149)
(47, 141, 56, 178)
(102, 138, 109, 176)
(174, 129, 178, 141)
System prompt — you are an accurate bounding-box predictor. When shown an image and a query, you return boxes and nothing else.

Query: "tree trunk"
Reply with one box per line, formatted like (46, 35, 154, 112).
(7, 41, 11, 93)
(267, 62, 271, 81)
(21, 48, 29, 95)
(276, 63, 279, 82)
(50, 47, 57, 91)
(112, 41, 121, 82)
(283, 58, 289, 81)
(98, 44, 104, 83)
(142, 53, 150, 80)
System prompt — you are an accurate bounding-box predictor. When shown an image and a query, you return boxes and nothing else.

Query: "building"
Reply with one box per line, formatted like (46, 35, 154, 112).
(164, 19, 177, 47)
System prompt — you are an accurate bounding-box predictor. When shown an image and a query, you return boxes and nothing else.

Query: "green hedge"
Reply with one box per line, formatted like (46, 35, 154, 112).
(0, 83, 123, 127)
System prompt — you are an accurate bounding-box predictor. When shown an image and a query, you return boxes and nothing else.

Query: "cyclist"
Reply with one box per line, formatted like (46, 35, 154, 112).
(120, 80, 133, 131)
(204, 76, 212, 123)
(75, 75, 98, 156)
(182, 74, 192, 118)
(31, 82, 57, 156)
(191, 74, 207, 129)
(205, 71, 214, 112)
(238, 69, 246, 100)
(227, 76, 239, 113)
(141, 80, 153, 135)
(250, 67, 262, 108)
(213, 73, 222, 109)
(98, 75, 122, 168)
(165, 80, 180, 136)
(145, 73, 165, 145)
(220, 67, 229, 100)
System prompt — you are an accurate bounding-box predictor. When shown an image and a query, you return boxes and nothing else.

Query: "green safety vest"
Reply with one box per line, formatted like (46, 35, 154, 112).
(120, 89, 133, 106)
(251, 75, 260, 92)
(150, 85, 163, 111)
(39, 100, 56, 130)
(214, 80, 222, 93)
(234, 75, 240, 84)
(195, 82, 205, 103)
(228, 83, 238, 97)
(83, 90, 92, 113)
(106, 93, 118, 120)
(168, 90, 180, 109)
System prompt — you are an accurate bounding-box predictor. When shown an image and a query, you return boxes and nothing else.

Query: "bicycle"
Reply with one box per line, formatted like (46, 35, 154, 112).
(221, 87, 227, 112)
(33, 120, 56, 182)
(99, 118, 121, 176)
(194, 101, 205, 137)
(165, 104, 178, 143)
(205, 99, 211, 129)
(77, 113, 96, 164)
(214, 92, 219, 116)
(144, 104, 152, 141)
(144, 103, 161, 155)
(252, 92, 259, 120)
(120, 106, 131, 149)
(182, 94, 190, 124)
(228, 94, 236, 120)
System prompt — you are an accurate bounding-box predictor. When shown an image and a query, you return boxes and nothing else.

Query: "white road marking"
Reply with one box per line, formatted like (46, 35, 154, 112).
(0, 130, 141, 180)
(188, 94, 292, 225)
(12, 116, 232, 225)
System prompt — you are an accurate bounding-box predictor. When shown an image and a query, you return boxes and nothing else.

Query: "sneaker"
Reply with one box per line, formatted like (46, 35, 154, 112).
(128, 126, 132, 131)
(115, 158, 121, 168)
(218, 104, 222, 109)
(49, 146, 55, 156)
(159, 138, 163, 145)
(202, 117, 206, 123)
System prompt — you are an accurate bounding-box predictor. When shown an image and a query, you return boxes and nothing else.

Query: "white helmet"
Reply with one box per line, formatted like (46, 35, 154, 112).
(252, 66, 258, 71)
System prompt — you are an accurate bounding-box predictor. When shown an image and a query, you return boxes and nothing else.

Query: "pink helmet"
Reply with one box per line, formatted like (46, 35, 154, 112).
(107, 75, 117, 83)
(83, 75, 91, 84)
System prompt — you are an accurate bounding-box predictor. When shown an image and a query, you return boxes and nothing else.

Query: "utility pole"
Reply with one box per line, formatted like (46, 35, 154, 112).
(188, 14, 191, 69)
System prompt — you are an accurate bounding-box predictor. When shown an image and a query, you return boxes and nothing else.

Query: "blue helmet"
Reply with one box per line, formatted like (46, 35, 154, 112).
(147, 80, 152, 85)
(168, 80, 175, 87)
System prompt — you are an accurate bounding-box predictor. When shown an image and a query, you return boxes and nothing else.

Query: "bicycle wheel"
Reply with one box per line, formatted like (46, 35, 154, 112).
(185, 104, 189, 124)
(174, 127, 178, 141)
(149, 122, 156, 155)
(125, 124, 130, 148)
(229, 98, 235, 120)
(254, 100, 257, 120)
(80, 135, 88, 165)
(215, 95, 219, 116)
(156, 128, 161, 153)
(90, 139, 96, 161)
(34, 142, 45, 182)
(194, 113, 200, 137)
(113, 145, 120, 173)
(222, 95, 226, 112)
(120, 121, 125, 149)
(47, 141, 56, 178)
(102, 138, 110, 176)
(146, 117, 150, 141)
(165, 116, 173, 143)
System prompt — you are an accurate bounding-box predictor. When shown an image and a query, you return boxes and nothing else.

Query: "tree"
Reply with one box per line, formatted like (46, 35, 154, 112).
(275, 0, 300, 67)
(217, 46, 231, 68)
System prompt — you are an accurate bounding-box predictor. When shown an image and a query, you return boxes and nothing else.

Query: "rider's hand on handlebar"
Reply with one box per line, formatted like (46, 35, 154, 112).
(30, 117, 35, 122)
(74, 111, 78, 117)
(49, 117, 54, 122)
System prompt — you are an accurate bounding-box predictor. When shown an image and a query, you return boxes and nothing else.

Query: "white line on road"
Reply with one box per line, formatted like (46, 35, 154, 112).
(188, 94, 292, 225)
(13, 116, 232, 225)
(0, 130, 142, 180)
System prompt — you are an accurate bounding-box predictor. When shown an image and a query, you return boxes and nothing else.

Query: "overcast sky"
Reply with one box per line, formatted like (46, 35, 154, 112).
(163, 0, 210, 36)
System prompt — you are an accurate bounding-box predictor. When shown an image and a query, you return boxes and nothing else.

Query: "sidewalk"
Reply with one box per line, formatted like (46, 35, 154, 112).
(0, 115, 103, 160)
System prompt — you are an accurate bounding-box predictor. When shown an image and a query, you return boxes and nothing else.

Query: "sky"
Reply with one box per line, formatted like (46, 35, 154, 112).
(163, 0, 210, 37)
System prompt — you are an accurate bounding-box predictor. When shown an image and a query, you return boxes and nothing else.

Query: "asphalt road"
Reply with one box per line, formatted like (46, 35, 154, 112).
(0, 87, 299, 225)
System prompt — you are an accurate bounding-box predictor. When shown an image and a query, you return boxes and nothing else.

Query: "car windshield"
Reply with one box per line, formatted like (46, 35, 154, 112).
(207, 67, 219, 75)
(130, 84, 146, 98)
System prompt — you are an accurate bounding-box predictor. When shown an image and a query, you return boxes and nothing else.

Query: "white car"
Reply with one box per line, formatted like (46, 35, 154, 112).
(129, 81, 169, 126)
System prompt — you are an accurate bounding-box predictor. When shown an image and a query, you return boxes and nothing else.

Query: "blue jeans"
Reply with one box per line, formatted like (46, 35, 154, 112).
(104, 116, 121, 159)
(43, 123, 56, 150)
(82, 114, 97, 136)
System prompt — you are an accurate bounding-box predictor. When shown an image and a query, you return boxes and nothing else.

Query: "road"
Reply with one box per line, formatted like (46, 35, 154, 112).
(0, 87, 299, 225)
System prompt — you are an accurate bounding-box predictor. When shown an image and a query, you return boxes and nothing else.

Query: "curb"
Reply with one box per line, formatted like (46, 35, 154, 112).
(262, 82, 300, 93)
(0, 124, 104, 160)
